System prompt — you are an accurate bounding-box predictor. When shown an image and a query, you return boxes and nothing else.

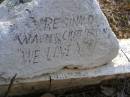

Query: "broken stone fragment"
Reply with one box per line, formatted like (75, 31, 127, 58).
(0, 0, 119, 77)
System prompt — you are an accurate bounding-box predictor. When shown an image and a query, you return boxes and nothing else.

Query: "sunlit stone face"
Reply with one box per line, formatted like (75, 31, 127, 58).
(0, 0, 119, 77)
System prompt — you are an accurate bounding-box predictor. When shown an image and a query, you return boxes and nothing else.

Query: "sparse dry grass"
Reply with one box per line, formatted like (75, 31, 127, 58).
(99, 0, 130, 39)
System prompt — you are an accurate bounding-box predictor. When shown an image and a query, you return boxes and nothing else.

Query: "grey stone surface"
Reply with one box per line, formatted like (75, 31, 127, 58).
(0, 39, 129, 96)
(0, 0, 119, 77)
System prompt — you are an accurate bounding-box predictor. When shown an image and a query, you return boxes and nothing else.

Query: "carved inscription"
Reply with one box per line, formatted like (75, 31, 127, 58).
(9, 15, 109, 65)
(18, 48, 40, 64)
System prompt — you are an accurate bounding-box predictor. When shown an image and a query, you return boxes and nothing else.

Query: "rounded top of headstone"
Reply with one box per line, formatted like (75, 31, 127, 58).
(0, 0, 119, 78)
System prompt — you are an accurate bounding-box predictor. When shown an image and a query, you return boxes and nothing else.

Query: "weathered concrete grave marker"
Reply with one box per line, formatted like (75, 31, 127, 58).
(0, 0, 119, 77)
(0, 0, 121, 96)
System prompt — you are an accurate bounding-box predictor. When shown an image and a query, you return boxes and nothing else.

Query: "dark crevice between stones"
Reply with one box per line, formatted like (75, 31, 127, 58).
(0, 0, 4, 4)
(18, 0, 32, 4)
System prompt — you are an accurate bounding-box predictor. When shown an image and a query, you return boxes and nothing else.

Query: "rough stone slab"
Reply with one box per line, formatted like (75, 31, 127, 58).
(0, 0, 119, 77)
(0, 39, 129, 96)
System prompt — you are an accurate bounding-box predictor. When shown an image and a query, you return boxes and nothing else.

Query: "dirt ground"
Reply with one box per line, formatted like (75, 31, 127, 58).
(99, 0, 130, 39)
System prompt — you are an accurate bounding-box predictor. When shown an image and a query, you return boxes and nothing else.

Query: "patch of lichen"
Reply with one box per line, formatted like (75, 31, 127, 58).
(4, 0, 32, 8)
